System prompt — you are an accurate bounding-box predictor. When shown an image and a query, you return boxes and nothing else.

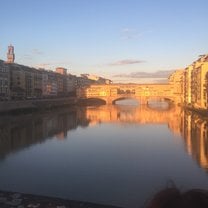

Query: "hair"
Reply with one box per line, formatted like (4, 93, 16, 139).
(146, 187, 208, 208)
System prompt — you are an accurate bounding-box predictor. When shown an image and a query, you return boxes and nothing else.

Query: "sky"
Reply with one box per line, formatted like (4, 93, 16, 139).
(0, 0, 208, 82)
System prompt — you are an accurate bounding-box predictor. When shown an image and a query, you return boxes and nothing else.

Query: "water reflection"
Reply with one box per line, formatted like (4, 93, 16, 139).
(182, 111, 208, 170)
(1, 104, 208, 171)
(0, 110, 78, 159)
(0, 104, 208, 207)
(85, 104, 181, 134)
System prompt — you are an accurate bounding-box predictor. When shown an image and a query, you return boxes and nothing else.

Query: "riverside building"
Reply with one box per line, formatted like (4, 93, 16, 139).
(191, 55, 208, 109)
(0, 60, 10, 100)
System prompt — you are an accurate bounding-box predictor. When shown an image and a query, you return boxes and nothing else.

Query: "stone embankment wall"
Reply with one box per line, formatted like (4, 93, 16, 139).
(0, 97, 77, 113)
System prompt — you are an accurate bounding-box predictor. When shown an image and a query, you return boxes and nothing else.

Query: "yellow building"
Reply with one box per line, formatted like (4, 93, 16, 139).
(184, 64, 194, 105)
(168, 69, 185, 103)
(191, 55, 208, 109)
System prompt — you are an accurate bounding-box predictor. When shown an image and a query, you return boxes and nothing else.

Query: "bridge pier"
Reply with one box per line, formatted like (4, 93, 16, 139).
(106, 98, 113, 105)
(139, 97, 148, 105)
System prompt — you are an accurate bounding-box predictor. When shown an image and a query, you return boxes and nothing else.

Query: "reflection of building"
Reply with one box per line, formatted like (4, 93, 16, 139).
(84, 105, 182, 135)
(0, 104, 182, 159)
(182, 111, 208, 170)
(0, 109, 78, 159)
(1, 103, 208, 173)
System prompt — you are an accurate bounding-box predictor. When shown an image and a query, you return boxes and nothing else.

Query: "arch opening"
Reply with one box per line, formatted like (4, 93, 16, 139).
(113, 97, 139, 106)
(85, 98, 106, 105)
(147, 98, 172, 110)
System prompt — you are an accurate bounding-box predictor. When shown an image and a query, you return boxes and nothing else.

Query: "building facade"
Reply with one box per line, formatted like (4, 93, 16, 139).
(9, 64, 26, 99)
(184, 64, 194, 105)
(191, 55, 208, 109)
(56, 67, 67, 75)
(168, 69, 184, 104)
(0, 60, 10, 100)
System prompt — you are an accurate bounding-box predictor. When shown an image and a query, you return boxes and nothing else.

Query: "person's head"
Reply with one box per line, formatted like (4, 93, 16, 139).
(146, 188, 208, 208)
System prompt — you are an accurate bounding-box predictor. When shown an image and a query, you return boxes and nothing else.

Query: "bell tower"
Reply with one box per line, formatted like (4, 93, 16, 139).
(7, 44, 15, 63)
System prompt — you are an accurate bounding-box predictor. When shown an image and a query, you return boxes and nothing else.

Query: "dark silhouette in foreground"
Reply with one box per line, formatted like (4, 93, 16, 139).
(146, 187, 208, 208)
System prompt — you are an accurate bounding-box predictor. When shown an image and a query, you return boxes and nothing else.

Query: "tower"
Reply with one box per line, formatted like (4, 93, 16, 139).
(7, 44, 15, 63)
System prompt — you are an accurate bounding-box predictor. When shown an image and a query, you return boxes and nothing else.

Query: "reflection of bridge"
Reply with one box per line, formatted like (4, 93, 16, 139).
(1, 105, 208, 172)
(84, 105, 182, 135)
(77, 84, 182, 105)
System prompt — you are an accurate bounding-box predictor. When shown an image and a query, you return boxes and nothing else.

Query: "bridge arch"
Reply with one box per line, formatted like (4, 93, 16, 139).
(84, 97, 107, 105)
(77, 84, 182, 105)
(146, 100, 171, 111)
(112, 97, 139, 105)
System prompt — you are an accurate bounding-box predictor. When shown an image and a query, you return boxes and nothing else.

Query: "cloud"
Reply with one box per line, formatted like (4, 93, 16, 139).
(20, 48, 44, 61)
(31, 48, 43, 55)
(35, 61, 71, 69)
(109, 59, 145, 66)
(121, 28, 141, 40)
(22, 54, 33, 60)
(113, 70, 174, 78)
(120, 28, 152, 40)
(35, 63, 52, 69)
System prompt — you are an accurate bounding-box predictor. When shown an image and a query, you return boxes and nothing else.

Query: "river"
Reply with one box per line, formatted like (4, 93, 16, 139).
(0, 100, 208, 207)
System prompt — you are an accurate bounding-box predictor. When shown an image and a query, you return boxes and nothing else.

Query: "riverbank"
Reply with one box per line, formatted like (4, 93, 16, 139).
(0, 190, 121, 208)
(0, 98, 78, 114)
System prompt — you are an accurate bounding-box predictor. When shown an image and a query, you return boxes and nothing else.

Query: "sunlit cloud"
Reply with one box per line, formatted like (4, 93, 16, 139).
(35, 63, 52, 69)
(109, 59, 145, 66)
(112, 71, 174, 84)
(35, 61, 71, 69)
(113, 70, 174, 78)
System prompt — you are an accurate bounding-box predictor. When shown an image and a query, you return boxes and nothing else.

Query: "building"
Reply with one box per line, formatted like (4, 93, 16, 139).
(56, 67, 67, 75)
(80, 74, 112, 85)
(66, 74, 77, 95)
(45, 70, 58, 97)
(184, 64, 194, 105)
(56, 73, 65, 96)
(76, 75, 94, 88)
(24, 67, 35, 98)
(7, 45, 15, 63)
(191, 55, 208, 109)
(34, 69, 43, 98)
(168, 69, 185, 103)
(9, 64, 26, 99)
(0, 60, 10, 100)
(182, 113, 208, 170)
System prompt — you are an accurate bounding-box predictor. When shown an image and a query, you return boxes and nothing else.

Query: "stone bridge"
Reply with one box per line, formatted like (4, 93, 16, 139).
(77, 84, 182, 105)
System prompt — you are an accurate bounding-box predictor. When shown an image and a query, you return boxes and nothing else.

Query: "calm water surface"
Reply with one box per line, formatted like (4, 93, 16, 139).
(0, 100, 208, 207)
